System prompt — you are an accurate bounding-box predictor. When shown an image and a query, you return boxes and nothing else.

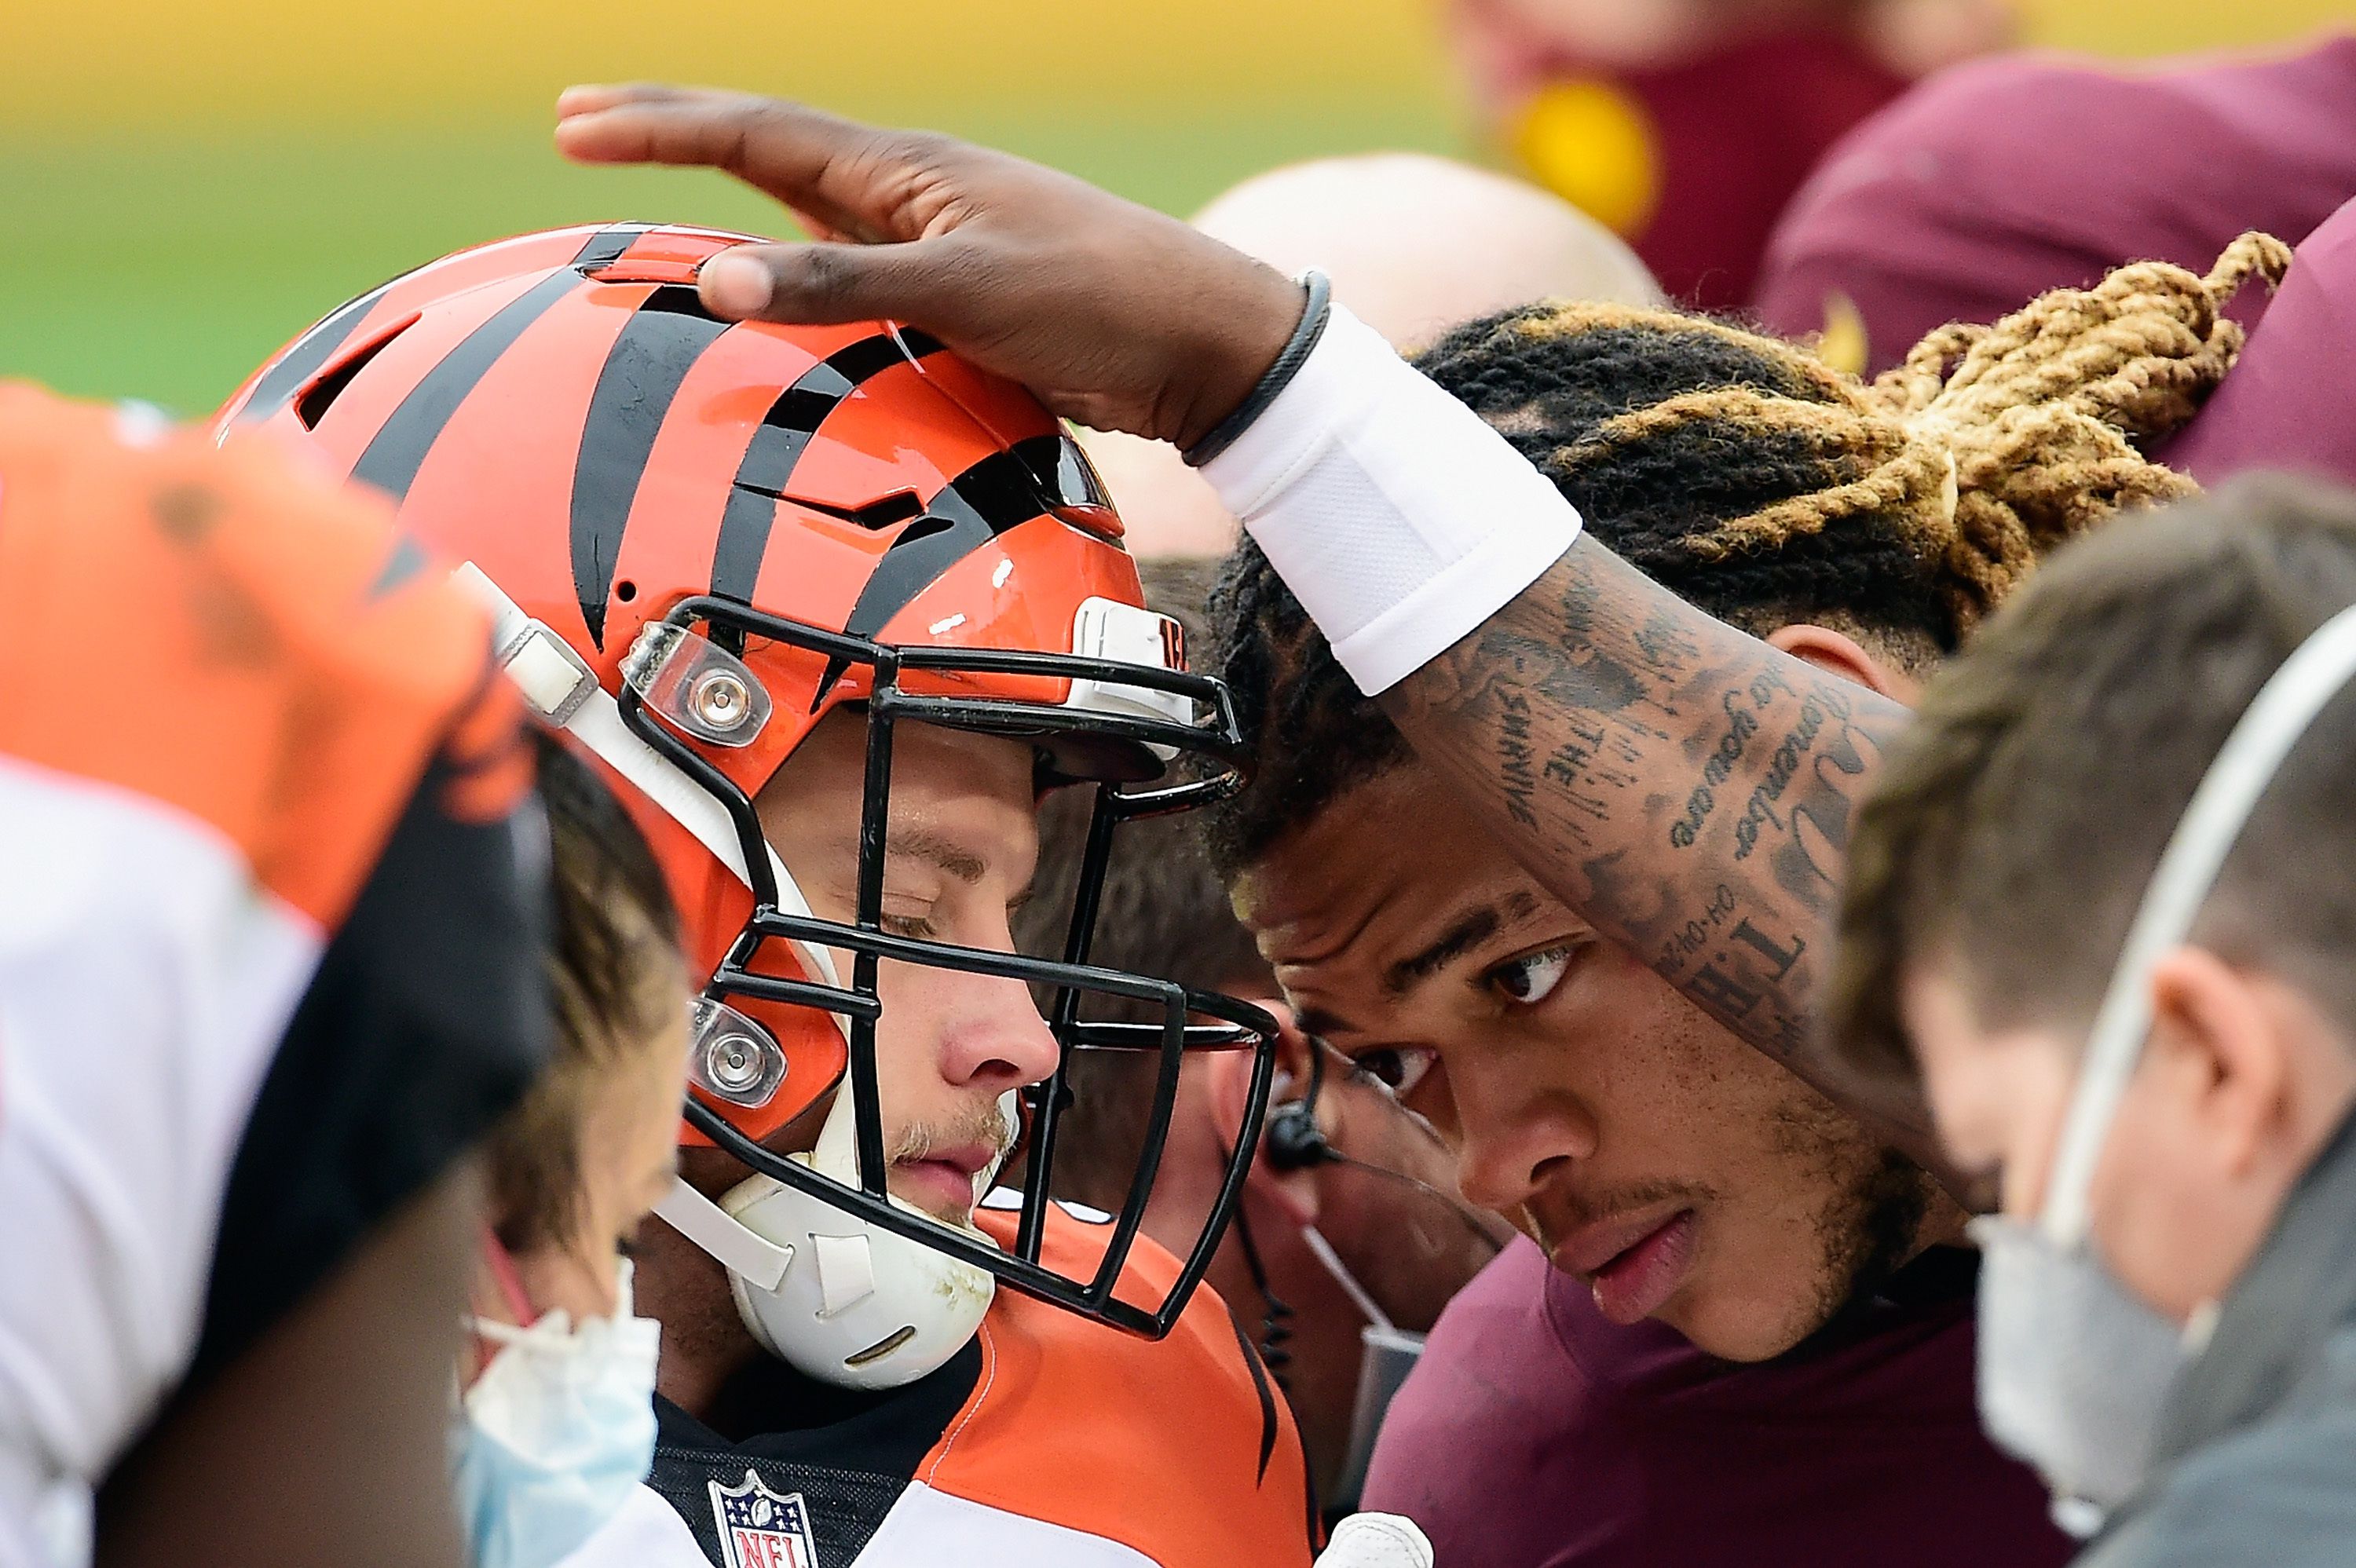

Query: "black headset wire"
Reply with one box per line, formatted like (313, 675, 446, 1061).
(1266, 1037, 1509, 1257)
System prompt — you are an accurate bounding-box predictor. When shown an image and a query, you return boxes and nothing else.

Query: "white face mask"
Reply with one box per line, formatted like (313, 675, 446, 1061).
(455, 1258, 663, 1568)
(1968, 1215, 2190, 1533)
(1972, 601, 2356, 1537)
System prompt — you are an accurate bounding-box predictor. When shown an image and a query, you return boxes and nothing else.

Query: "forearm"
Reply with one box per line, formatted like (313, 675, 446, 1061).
(1378, 539, 1937, 1155)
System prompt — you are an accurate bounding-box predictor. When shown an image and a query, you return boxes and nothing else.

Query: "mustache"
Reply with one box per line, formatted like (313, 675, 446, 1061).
(885, 1100, 1015, 1165)
(1521, 1177, 1716, 1249)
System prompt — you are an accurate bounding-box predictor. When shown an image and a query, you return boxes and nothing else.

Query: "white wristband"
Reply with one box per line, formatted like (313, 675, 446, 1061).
(1201, 303, 1583, 695)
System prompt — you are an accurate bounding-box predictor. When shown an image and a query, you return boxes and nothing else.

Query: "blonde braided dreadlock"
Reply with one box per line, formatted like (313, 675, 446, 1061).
(1560, 232, 2290, 630)
(1206, 236, 2289, 874)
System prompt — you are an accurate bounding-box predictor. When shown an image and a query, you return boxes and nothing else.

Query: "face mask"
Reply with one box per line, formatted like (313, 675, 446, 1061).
(456, 1255, 663, 1568)
(1969, 1214, 2190, 1533)
(1972, 601, 2356, 1537)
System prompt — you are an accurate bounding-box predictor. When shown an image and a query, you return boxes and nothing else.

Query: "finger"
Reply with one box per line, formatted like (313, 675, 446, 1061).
(552, 90, 927, 243)
(553, 81, 685, 121)
(698, 239, 979, 333)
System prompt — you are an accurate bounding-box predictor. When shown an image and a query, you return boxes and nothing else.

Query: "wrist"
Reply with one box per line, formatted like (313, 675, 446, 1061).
(1184, 271, 1332, 469)
(1174, 261, 1313, 451)
(1200, 305, 1585, 695)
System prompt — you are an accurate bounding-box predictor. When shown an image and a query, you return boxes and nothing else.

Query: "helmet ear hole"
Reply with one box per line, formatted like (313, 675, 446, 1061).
(616, 579, 638, 603)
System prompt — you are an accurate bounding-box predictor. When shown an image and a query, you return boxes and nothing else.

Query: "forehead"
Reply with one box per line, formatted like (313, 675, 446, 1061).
(1235, 769, 1558, 1026)
(776, 710, 1033, 798)
(759, 711, 1040, 861)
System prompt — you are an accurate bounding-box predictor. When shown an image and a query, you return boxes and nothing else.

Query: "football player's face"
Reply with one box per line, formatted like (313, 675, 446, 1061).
(756, 711, 1056, 1224)
(1233, 762, 1953, 1361)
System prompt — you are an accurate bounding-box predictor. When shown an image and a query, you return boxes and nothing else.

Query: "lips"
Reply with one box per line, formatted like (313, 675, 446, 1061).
(888, 1142, 1002, 1221)
(1551, 1207, 1699, 1326)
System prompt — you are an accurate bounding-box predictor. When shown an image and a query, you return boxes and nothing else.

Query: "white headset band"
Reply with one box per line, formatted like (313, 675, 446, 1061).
(2045, 600, 2356, 1243)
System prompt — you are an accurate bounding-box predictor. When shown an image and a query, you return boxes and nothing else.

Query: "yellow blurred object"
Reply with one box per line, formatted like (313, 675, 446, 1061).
(5, 0, 2351, 134)
(5, 0, 2344, 135)
(0, 0, 1452, 130)
(1815, 291, 1870, 377)
(1509, 79, 1659, 239)
(2020, 0, 2351, 53)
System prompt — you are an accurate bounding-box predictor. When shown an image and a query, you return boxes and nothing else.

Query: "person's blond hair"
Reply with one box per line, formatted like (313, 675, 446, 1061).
(1209, 237, 2292, 873)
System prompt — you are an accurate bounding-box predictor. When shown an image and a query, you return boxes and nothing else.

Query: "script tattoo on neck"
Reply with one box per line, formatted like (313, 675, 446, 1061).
(1379, 536, 1936, 1157)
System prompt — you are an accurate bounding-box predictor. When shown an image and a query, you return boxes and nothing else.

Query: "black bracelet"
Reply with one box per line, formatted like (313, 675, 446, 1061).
(1183, 270, 1333, 469)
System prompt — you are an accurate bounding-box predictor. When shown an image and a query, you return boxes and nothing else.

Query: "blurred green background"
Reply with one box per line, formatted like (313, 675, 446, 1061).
(3, 0, 2345, 414)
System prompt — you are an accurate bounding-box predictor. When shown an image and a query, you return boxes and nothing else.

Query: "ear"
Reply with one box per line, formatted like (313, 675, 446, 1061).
(2146, 946, 2288, 1182)
(1203, 996, 1323, 1226)
(1765, 623, 1918, 705)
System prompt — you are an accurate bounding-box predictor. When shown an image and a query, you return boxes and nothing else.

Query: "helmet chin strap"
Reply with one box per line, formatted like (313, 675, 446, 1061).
(451, 563, 852, 1293)
(450, 563, 843, 994)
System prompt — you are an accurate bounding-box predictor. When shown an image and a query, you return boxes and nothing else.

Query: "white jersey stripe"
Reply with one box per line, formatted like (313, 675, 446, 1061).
(558, 1478, 1165, 1568)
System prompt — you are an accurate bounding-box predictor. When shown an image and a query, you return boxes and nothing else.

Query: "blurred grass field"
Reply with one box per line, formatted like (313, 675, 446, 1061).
(0, 104, 1458, 415)
(2, 0, 2345, 414)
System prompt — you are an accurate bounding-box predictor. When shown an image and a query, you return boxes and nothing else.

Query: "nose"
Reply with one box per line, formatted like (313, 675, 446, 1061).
(936, 967, 1062, 1092)
(1451, 1062, 1599, 1215)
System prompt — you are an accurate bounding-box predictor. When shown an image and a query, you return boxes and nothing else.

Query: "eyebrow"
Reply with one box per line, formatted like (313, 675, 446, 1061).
(1294, 1004, 1350, 1039)
(886, 829, 988, 885)
(1383, 903, 1502, 996)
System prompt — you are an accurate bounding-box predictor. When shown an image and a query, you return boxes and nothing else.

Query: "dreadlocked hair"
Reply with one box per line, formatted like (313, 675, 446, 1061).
(1205, 234, 2289, 875)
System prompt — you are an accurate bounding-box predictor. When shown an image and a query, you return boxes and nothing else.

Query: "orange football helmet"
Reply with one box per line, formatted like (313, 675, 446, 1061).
(218, 223, 1274, 1347)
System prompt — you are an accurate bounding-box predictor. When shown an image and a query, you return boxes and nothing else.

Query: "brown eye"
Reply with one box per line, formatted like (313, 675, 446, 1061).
(1350, 1047, 1436, 1098)
(1491, 945, 1572, 1005)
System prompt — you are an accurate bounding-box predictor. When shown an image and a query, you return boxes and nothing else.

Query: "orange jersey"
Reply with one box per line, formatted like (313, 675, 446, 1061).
(0, 386, 546, 1563)
(573, 1204, 1317, 1568)
(0, 383, 528, 926)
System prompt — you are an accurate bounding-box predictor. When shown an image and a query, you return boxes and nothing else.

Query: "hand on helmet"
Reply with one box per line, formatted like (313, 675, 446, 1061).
(553, 84, 1304, 448)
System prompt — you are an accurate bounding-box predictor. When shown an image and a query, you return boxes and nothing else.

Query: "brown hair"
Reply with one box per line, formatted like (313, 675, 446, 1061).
(1209, 237, 2289, 875)
(1829, 474, 2356, 1085)
(485, 732, 683, 1253)
(1014, 557, 1273, 1209)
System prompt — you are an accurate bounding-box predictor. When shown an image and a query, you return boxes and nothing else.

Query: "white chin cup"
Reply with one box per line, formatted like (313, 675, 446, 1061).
(718, 1099, 1001, 1391)
(722, 1171, 995, 1390)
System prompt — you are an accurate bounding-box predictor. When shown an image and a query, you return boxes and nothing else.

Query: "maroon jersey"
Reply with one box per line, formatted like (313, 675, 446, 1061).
(1362, 1237, 2070, 1568)
(2157, 194, 2356, 490)
(1755, 38, 2356, 374)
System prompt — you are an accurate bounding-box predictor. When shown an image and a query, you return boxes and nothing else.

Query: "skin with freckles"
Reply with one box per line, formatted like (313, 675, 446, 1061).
(635, 711, 1059, 1413)
(1905, 952, 2356, 1324)
(1236, 755, 1962, 1361)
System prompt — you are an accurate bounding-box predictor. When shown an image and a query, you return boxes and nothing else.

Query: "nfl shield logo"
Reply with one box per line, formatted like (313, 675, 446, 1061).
(708, 1470, 819, 1568)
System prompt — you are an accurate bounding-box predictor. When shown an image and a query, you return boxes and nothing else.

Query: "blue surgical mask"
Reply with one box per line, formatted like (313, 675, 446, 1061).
(455, 1259, 662, 1568)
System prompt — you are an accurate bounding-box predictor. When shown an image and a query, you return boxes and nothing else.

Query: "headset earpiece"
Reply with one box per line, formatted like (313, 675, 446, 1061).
(1264, 1100, 1335, 1172)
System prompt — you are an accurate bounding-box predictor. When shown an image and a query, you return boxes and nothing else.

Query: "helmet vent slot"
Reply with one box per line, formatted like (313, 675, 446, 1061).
(752, 486, 927, 532)
(294, 318, 412, 430)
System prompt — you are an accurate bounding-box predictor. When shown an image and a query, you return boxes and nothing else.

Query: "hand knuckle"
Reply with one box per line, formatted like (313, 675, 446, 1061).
(880, 127, 958, 166)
